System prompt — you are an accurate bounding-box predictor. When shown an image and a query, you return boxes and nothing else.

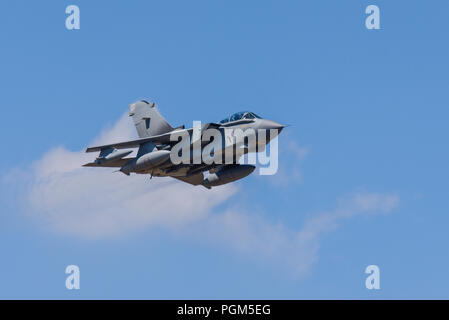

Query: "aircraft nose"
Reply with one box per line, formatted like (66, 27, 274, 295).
(260, 120, 285, 133)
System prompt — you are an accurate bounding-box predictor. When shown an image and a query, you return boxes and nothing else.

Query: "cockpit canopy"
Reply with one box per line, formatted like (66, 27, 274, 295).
(219, 111, 262, 124)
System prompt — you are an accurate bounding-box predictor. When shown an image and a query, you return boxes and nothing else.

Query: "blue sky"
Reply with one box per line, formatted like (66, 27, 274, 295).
(1, 0, 449, 299)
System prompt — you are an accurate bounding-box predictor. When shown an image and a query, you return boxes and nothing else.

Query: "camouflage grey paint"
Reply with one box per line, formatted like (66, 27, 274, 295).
(83, 100, 284, 188)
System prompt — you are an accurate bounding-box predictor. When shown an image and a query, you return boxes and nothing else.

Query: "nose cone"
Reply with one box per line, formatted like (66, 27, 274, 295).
(258, 119, 285, 133)
(256, 119, 285, 144)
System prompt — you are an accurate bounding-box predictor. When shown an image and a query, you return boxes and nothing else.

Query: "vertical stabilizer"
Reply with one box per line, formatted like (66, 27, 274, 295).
(129, 100, 174, 138)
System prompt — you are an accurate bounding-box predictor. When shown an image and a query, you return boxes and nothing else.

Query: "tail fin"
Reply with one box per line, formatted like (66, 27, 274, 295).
(129, 100, 174, 138)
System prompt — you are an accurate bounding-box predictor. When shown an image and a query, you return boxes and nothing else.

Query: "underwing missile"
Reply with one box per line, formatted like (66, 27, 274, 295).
(95, 149, 133, 164)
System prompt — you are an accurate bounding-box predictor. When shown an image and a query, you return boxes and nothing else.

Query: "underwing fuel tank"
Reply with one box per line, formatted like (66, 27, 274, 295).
(202, 164, 255, 189)
(120, 150, 171, 174)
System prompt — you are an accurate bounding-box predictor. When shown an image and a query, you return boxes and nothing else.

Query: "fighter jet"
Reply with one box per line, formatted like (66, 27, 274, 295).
(83, 100, 284, 188)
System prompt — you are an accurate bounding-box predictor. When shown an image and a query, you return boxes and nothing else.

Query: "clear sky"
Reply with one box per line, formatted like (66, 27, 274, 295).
(1, 0, 448, 299)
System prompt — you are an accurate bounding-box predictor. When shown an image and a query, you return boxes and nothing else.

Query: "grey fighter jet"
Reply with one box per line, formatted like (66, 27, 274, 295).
(83, 100, 284, 188)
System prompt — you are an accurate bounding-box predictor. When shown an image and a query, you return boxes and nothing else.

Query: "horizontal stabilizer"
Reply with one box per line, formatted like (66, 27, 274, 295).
(85, 130, 187, 153)
(85, 122, 223, 153)
(82, 158, 133, 168)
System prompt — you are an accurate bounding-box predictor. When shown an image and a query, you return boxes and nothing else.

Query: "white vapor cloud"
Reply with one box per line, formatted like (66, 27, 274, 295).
(197, 192, 399, 277)
(13, 113, 236, 237)
(3, 113, 399, 276)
